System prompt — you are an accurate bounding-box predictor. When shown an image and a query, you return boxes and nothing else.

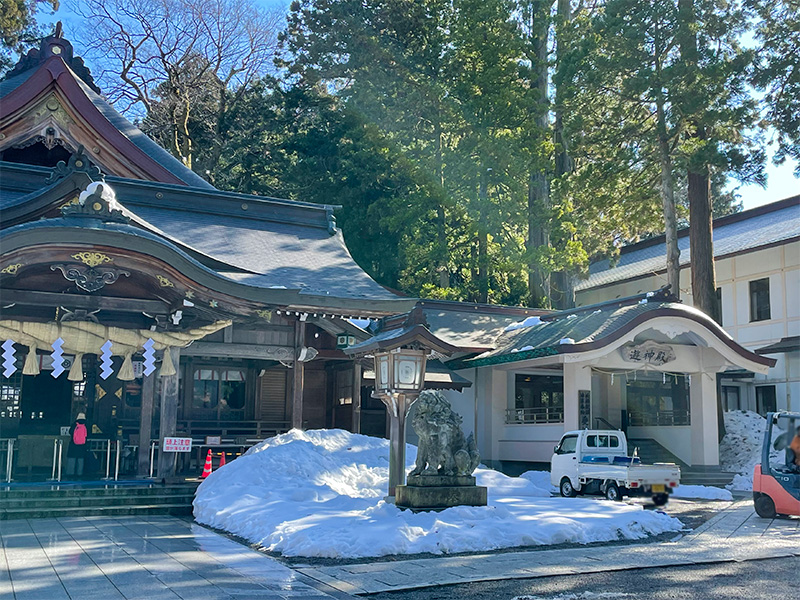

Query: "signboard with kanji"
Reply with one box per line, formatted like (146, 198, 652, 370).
(621, 341, 676, 366)
(163, 437, 193, 452)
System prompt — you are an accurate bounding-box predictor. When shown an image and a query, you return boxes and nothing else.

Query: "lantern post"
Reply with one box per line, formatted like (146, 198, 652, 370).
(344, 308, 457, 500)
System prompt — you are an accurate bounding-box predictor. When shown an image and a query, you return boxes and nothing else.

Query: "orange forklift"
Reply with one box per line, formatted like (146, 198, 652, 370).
(753, 411, 800, 519)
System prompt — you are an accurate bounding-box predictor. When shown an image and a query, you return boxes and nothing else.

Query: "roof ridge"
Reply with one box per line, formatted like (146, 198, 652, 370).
(615, 195, 800, 256)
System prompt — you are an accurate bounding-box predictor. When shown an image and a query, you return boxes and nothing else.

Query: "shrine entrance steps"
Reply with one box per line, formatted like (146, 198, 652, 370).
(628, 438, 736, 487)
(0, 480, 200, 520)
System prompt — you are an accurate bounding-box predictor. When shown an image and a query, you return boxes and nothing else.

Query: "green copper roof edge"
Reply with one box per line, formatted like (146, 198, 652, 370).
(465, 346, 560, 369)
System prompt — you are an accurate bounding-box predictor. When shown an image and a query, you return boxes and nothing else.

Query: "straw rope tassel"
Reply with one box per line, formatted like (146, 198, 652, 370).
(23, 343, 39, 375)
(159, 347, 176, 377)
(68, 353, 84, 381)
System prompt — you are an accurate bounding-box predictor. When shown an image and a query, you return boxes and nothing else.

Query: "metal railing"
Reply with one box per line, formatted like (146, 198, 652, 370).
(628, 410, 691, 427)
(176, 419, 290, 439)
(47, 438, 63, 482)
(505, 407, 564, 425)
(1, 439, 14, 483)
(594, 417, 618, 430)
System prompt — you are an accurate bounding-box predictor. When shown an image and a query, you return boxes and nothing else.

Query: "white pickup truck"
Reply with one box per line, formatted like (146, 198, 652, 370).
(550, 430, 681, 505)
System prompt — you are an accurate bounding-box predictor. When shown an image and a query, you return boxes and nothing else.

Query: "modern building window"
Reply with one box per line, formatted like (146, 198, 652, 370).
(510, 374, 564, 424)
(721, 385, 741, 412)
(749, 278, 771, 322)
(756, 385, 777, 416)
(626, 374, 690, 426)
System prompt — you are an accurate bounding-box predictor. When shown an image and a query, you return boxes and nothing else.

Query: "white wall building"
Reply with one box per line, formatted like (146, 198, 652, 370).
(574, 196, 799, 416)
(403, 296, 775, 477)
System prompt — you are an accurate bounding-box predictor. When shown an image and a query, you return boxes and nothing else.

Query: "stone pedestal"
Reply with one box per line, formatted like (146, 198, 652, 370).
(395, 474, 488, 511)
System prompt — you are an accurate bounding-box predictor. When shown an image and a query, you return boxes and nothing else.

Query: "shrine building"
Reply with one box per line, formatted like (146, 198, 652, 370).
(0, 31, 422, 479)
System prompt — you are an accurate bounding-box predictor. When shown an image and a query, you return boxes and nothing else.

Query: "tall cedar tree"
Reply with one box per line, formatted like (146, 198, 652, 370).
(748, 0, 800, 176)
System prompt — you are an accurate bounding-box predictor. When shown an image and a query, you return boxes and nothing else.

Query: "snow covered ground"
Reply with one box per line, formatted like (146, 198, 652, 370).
(193, 429, 683, 558)
(671, 485, 732, 501)
(719, 410, 782, 491)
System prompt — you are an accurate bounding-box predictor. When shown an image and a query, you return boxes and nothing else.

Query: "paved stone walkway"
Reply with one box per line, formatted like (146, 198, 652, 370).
(295, 500, 800, 595)
(0, 515, 349, 600)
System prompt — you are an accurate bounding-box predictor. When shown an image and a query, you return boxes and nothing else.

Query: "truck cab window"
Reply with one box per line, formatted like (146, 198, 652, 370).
(557, 435, 578, 454)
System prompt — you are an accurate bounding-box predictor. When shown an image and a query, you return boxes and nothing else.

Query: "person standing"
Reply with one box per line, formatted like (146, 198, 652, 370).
(790, 425, 800, 470)
(66, 412, 88, 477)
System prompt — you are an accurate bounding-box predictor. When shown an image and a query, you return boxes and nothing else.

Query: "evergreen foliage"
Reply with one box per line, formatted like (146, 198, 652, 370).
(67, 0, 794, 308)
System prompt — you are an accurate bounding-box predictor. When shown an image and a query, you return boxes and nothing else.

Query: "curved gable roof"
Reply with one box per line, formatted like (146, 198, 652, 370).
(1, 52, 212, 188)
(468, 298, 776, 370)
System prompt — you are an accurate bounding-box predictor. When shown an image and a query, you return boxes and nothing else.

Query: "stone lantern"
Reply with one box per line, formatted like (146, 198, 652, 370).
(344, 308, 457, 499)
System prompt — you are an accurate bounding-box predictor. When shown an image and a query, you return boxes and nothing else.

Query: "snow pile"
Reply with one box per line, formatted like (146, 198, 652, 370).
(193, 429, 682, 558)
(519, 469, 559, 495)
(504, 316, 543, 331)
(672, 485, 733, 501)
(719, 410, 782, 491)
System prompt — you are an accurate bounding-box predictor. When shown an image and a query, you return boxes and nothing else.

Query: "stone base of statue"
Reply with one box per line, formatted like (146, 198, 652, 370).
(395, 474, 488, 511)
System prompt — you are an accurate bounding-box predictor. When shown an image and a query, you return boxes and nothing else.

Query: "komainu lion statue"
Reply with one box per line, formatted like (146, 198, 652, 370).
(409, 390, 480, 477)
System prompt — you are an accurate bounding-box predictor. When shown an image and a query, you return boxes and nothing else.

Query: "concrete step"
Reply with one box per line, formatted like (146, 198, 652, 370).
(0, 483, 198, 500)
(0, 481, 198, 519)
(0, 503, 193, 520)
(679, 473, 736, 487)
(0, 493, 196, 510)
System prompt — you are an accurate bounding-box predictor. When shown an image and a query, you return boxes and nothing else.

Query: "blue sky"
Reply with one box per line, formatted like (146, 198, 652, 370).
(41, 3, 797, 210)
(731, 156, 798, 209)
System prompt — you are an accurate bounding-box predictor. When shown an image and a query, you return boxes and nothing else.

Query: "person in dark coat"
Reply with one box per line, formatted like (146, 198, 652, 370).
(66, 412, 88, 477)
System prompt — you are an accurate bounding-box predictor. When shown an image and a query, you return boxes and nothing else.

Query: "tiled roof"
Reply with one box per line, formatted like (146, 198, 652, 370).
(0, 163, 399, 302)
(418, 300, 549, 350)
(72, 76, 214, 189)
(0, 33, 212, 190)
(576, 197, 800, 291)
(467, 296, 774, 369)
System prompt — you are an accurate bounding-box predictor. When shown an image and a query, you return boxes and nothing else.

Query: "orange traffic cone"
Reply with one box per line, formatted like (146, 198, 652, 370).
(219, 451, 226, 468)
(201, 449, 213, 478)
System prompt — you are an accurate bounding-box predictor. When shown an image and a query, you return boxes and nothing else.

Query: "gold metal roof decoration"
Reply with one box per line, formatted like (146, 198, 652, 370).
(71, 252, 112, 267)
(156, 275, 174, 288)
(1, 263, 22, 275)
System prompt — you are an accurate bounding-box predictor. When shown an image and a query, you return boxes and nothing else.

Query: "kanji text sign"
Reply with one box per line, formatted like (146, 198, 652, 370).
(163, 437, 193, 452)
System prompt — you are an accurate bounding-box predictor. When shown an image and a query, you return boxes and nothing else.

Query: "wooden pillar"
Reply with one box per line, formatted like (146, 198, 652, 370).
(351, 361, 362, 434)
(157, 347, 181, 479)
(291, 320, 306, 430)
(137, 372, 156, 476)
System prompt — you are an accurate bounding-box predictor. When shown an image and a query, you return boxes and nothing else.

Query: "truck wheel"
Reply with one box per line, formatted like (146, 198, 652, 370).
(652, 493, 669, 506)
(560, 477, 577, 498)
(754, 493, 776, 519)
(605, 483, 622, 501)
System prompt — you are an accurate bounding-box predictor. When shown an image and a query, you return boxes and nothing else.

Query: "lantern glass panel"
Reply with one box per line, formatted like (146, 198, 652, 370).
(391, 349, 425, 391)
(375, 353, 392, 392)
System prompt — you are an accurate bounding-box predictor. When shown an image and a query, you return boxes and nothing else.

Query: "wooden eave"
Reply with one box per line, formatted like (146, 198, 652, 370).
(0, 57, 187, 185)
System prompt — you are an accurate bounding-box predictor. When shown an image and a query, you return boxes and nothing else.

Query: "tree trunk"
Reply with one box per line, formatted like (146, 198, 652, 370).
(689, 167, 716, 315)
(528, 172, 549, 306)
(678, 0, 717, 317)
(656, 96, 680, 297)
(550, 0, 575, 310)
(478, 166, 489, 303)
(526, 0, 552, 307)
(435, 116, 449, 288)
